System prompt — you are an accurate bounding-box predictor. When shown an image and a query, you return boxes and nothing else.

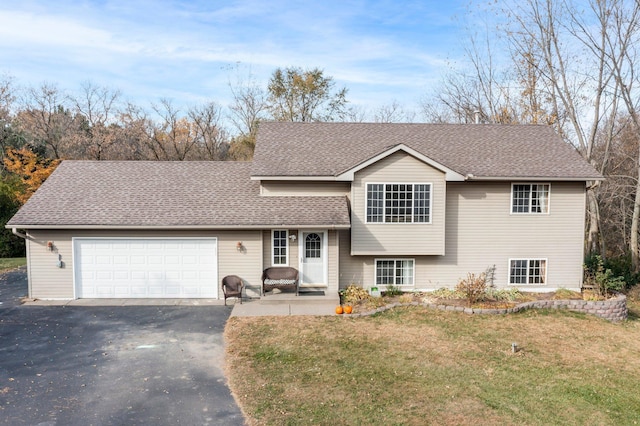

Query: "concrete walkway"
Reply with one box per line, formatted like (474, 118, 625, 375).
(230, 292, 340, 317)
(20, 293, 340, 317)
(229, 298, 338, 317)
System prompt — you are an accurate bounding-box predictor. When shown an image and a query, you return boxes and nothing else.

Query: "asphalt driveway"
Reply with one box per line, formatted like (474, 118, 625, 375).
(0, 268, 244, 425)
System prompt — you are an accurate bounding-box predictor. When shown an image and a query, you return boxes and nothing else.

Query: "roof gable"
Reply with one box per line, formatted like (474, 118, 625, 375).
(335, 144, 465, 181)
(251, 122, 602, 181)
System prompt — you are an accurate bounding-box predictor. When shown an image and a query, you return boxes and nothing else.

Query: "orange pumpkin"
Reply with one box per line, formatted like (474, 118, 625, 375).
(335, 305, 344, 315)
(344, 305, 353, 314)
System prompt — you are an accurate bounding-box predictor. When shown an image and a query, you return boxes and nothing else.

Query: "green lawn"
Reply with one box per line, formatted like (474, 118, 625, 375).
(0, 257, 26, 272)
(225, 301, 640, 426)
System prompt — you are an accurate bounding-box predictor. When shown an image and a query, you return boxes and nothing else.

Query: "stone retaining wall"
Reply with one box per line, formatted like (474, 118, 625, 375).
(351, 293, 628, 322)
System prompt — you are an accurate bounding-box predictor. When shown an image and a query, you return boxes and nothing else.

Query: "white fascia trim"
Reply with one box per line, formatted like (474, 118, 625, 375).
(6, 224, 352, 230)
(336, 144, 466, 182)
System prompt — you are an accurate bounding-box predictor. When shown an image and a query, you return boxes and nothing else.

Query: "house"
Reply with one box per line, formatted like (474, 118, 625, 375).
(6, 122, 602, 301)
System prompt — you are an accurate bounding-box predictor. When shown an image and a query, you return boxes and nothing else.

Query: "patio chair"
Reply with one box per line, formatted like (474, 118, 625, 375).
(222, 275, 244, 306)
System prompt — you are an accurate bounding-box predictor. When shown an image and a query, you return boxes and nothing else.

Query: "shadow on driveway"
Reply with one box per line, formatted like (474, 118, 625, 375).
(0, 268, 245, 425)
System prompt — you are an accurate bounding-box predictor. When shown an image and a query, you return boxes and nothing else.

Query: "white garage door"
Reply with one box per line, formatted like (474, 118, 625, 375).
(74, 238, 218, 298)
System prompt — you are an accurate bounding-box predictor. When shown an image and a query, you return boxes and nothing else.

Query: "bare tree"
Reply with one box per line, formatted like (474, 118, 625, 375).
(17, 83, 79, 159)
(147, 99, 199, 161)
(373, 100, 416, 123)
(69, 81, 122, 160)
(189, 102, 228, 160)
(580, 0, 640, 269)
(426, 0, 631, 259)
(228, 73, 267, 137)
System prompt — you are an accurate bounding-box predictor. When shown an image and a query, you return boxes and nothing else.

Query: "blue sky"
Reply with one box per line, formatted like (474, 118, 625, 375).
(0, 0, 472, 120)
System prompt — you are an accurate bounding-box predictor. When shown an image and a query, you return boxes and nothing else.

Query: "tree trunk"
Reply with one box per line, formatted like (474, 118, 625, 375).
(586, 185, 602, 257)
(632, 158, 640, 273)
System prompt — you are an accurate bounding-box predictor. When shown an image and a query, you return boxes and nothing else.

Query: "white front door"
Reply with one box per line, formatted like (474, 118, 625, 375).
(300, 231, 327, 285)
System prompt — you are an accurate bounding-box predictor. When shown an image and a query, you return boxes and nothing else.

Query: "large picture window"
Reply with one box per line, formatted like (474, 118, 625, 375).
(375, 259, 415, 286)
(509, 259, 547, 284)
(272, 230, 288, 265)
(511, 183, 550, 214)
(366, 183, 431, 223)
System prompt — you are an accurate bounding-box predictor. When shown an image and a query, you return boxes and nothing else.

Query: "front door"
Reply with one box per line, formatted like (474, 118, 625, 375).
(300, 231, 326, 285)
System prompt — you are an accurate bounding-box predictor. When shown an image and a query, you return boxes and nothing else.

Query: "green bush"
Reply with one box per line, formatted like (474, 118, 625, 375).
(584, 255, 626, 297)
(585, 253, 639, 290)
(0, 177, 25, 258)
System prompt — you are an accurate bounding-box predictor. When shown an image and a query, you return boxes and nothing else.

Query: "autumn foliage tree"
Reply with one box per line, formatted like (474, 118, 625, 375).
(267, 67, 348, 122)
(3, 147, 60, 204)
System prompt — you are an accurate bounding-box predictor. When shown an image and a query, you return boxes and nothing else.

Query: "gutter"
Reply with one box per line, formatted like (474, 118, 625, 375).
(463, 175, 604, 182)
(6, 224, 352, 231)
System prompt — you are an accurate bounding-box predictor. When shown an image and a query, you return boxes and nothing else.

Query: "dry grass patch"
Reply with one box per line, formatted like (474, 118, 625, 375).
(225, 306, 640, 425)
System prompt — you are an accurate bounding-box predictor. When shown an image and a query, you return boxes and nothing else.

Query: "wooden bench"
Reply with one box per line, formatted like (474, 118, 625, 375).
(261, 266, 299, 296)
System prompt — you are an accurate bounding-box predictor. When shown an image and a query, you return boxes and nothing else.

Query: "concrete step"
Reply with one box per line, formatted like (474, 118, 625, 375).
(259, 291, 339, 305)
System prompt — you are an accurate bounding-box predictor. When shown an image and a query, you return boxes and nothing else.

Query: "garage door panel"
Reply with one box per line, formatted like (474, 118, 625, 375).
(75, 238, 218, 299)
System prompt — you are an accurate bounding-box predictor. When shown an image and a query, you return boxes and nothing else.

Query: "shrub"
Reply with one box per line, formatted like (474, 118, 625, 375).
(584, 255, 626, 298)
(485, 287, 522, 302)
(430, 288, 462, 299)
(585, 253, 639, 290)
(383, 282, 403, 297)
(342, 284, 371, 305)
(455, 272, 487, 306)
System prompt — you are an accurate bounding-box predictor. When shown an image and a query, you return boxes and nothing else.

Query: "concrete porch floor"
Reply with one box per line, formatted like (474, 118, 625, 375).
(229, 291, 340, 317)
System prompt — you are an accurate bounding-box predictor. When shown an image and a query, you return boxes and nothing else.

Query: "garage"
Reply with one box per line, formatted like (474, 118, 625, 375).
(73, 238, 218, 298)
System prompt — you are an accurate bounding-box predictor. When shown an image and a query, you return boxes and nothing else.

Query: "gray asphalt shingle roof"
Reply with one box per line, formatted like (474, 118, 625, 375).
(251, 122, 602, 179)
(7, 161, 350, 228)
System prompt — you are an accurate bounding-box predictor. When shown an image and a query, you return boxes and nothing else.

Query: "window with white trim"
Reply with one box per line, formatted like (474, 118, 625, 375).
(375, 259, 415, 286)
(272, 230, 288, 265)
(366, 183, 431, 223)
(509, 259, 547, 284)
(511, 183, 550, 214)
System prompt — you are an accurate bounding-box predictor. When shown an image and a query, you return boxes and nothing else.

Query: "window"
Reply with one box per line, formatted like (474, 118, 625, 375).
(375, 259, 414, 286)
(366, 183, 431, 223)
(272, 230, 288, 265)
(305, 233, 321, 258)
(511, 183, 550, 214)
(509, 259, 547, 284)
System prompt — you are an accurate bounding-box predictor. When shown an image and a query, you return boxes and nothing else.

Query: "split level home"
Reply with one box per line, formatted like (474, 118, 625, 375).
(6, 122, 602, 301)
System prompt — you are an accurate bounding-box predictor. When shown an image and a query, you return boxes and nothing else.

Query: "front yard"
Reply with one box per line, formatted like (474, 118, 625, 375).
(225, 300, 640, 425)
(0, 257, 26, 272)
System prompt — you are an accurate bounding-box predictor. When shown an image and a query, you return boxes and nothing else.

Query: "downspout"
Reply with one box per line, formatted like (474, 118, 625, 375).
(11, 228, 28, 239)
(11, 228, 33, 299)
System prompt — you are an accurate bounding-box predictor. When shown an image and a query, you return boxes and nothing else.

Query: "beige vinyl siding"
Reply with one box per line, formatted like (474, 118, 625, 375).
(262, 229, 300, 268)
(351, 151, 446, 255)
(26, 229, 263, 299)
(425, 181, 586, 290)
(260, 181, 350, 197)
(339, 181, 586, 291)
(327, 230, 339, 293)
(339, 229, 366, 288)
